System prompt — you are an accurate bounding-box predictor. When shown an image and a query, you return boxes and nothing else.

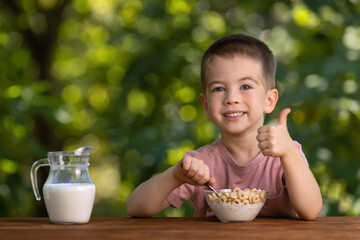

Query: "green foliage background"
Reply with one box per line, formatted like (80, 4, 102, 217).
(0, 0, 359, 217)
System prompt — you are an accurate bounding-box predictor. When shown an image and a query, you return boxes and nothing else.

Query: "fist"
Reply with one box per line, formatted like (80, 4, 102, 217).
(256, 108, 293, 157)
(173, 156, 215, 186)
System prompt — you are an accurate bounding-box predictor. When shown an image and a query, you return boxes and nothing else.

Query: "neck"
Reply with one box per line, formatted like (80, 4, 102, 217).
(220, 130, 261, 165)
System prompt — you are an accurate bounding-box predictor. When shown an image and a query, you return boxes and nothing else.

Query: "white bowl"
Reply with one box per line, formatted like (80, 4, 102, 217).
(205, 188, 267, 222)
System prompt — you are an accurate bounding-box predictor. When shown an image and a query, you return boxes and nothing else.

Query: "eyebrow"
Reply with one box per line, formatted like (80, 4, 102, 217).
(207, 77, 260, 88)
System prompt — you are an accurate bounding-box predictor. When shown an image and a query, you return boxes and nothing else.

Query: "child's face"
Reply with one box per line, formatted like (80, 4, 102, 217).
(200, 55, 278, 136)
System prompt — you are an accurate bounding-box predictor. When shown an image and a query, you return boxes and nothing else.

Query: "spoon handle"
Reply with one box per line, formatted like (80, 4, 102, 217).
(205, 183, 220, 197)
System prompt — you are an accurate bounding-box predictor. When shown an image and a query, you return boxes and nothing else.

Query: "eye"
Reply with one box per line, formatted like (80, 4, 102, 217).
(212, 87, 225, 92)
(240, 84, 252, 90)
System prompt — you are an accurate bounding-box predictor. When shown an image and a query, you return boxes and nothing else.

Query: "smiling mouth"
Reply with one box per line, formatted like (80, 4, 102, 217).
(224, 112, 244, 117)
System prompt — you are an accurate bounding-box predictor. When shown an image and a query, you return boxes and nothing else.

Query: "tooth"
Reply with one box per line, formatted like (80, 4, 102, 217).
(225, 112, 243, 117)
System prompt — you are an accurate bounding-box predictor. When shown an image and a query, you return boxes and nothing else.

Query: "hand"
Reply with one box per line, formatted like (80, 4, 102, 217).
(256, 108, 293, 157)
(173, 156, 215, 186)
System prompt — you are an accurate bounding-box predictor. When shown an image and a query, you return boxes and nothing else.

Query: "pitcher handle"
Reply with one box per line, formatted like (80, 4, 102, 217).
(30, 158, 49, 201)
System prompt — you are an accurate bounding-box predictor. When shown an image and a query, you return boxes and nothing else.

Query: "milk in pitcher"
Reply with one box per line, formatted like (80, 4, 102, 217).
(43, 183, 95, 224)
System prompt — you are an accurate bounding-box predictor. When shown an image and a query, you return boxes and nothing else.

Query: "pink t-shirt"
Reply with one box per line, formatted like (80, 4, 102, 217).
(167, 139, 308, 218)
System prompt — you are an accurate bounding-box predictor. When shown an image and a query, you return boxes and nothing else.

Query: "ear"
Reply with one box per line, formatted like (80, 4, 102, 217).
(264, 88, 278, 114)
(200, 93, 209, 115)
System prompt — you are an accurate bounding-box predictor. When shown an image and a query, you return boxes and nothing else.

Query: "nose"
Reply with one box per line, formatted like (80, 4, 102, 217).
(224, 89, 240, 105)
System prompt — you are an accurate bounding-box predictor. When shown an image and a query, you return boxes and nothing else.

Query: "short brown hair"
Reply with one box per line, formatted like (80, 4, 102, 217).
(200, 34, 276, 92)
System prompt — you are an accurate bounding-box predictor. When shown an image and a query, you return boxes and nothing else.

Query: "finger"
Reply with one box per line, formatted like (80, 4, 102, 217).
(256, 132, 269, 142)
(261, 148, 273, 156)
(186, 159, 200, 178)
(199, 164, 211, 185)
(195, 162, 211, 184)
(258, 140, 269, 151)
(191, 165, 207, 185)
(257, 125, 270, 134)
(277, 108, 291, 126)
(198, 164, 210, 185)
(181, 157, 192, 172)
(207, 176, 216, 186)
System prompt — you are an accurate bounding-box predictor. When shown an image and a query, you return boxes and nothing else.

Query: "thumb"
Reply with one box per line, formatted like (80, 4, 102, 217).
(207, 176, 216, 186)
(277, 108, 291, 126)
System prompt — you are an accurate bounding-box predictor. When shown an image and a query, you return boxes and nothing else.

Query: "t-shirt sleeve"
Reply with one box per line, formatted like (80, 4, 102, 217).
(294, 141, 309, 166)
(167, 183, 195, 209)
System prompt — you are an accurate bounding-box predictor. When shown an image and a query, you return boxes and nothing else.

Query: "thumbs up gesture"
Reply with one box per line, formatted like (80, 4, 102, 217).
(256, 108, 293, 157)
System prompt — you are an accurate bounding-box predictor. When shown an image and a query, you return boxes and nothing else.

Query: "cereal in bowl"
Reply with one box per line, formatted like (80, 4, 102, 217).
(207, 188, 266, 205)
(205, 188, 267, 222)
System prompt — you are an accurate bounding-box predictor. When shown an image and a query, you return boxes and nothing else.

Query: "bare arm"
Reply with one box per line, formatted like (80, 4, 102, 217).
(280, 142, 322, 220)
(257, 108, 322, 220)
(127, 166, 182, 217)
(127, 156, 215, 217)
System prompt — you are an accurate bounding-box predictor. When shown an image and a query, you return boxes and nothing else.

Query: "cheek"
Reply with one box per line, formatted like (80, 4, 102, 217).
(207, 101, 218, 113)
(246, 95, 268, 115)
(206, 98, 223, 119)
(246, 94, 264, 107)
(206, 95, 220, 108)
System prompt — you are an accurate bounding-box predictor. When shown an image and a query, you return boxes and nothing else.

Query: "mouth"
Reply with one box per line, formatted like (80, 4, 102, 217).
(224, 112, 245, 118)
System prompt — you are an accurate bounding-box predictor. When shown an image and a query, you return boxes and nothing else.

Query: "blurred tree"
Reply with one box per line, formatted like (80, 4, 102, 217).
(0, 0, 359, 217)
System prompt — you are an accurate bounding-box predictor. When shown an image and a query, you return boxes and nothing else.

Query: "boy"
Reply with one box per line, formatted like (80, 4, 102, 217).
(127, 34, 322, 220)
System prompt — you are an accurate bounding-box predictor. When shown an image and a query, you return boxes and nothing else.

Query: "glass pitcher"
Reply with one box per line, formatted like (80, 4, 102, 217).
(30, 146, 96, 224)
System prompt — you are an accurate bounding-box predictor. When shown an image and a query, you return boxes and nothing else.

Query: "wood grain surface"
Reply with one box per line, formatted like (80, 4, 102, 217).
(0, 217, 359, 240)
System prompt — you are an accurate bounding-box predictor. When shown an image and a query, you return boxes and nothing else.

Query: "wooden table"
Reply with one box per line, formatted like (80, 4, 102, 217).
(0, 217, 359, 240)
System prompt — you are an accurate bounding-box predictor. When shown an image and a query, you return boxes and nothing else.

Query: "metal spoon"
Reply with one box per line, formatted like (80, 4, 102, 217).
(205, 183, 220, 197)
